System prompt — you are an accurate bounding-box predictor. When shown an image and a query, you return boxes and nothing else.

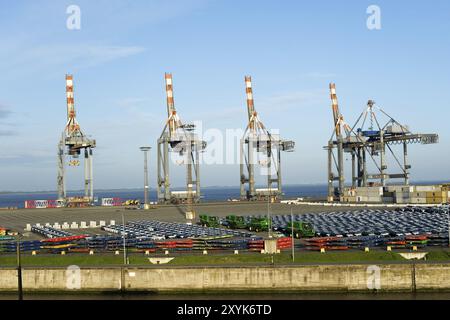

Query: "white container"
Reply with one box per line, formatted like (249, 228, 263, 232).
(414, 185, 438, 192)
(410, 197, 427, 204)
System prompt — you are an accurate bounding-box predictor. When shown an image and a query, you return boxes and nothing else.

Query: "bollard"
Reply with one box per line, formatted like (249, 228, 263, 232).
(365, 247, 370, 252)
(320, 248, 326, 253)
(203, 250, 208, 255)
(387, 246, 392, 251)
(234, 250, 239, 255)
(89, 250, 94, 255)
(70, 223, 79, 229)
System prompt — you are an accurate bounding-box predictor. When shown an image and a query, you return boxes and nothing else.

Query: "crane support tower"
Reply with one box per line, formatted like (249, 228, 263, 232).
(240, 76, 295, 201)
(157, 73, 206, 208)
(57, 74, 96, 207)
(325, 83, 439, 201)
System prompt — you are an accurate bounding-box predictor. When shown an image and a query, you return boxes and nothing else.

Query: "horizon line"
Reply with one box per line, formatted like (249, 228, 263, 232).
(1, 180, 450, 194)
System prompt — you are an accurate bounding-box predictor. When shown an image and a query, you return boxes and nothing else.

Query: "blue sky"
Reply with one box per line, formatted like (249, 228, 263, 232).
(0, 0, 449, 191)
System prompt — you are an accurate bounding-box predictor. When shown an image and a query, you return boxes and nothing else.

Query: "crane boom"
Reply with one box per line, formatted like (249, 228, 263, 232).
(65, 75, 80, 136)
(66, 75, 75, 121)
(329, 83, 341, 137)
(165, 73, 176, 116)
(164, 73, 182, 139)
(245, 76, 256, 121)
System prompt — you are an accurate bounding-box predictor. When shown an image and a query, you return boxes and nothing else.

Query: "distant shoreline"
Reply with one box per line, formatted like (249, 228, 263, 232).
(1, 180, 449, 195)
(0, 184, 326, 195)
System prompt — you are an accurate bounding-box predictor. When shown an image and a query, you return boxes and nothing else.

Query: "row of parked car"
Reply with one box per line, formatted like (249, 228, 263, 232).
(199, 214, 316, 238)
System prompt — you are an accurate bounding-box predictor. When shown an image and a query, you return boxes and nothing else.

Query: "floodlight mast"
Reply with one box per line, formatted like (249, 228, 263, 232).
(140, 146, 152, 209)
(57, 74, 96, 207)
(240, 76, 295, 201)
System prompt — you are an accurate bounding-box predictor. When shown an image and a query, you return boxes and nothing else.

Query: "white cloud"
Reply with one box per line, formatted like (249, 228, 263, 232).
(90, 0, 210, 28)
(258, 89, 328, 112)
(0, 130, 15, 136)
(116, 97, 149, 109)
(0, 44, 145, 76)
(0, 105, 13, 119)
(304, 72, 337, 79)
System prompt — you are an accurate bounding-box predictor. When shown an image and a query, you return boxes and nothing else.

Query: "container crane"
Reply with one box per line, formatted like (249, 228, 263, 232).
(325, 83, 439, 201)
(57, 74, 96, 206)
(157, 73, 206, 215)
(326, 83, 352, 201)
(240, 76, 295, 201)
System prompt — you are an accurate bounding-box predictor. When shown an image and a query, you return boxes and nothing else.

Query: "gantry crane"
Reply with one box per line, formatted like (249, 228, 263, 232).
(157, 73, 206, 214)
(325, 83, 439, 201)
(57, 74, 96, 206)
(240, 76, 295, 201)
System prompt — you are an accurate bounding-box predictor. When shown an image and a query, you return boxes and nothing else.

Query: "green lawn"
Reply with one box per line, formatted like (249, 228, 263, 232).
(425, 250, 450, 261)
(0, 254, 130, 267)
(1, 250, 448, 267)
(167, 251, 407, 265)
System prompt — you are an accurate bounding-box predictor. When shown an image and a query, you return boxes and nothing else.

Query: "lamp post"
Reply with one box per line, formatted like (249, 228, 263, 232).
(291, 207, 295, 262)
(140, 146, 152, 210)
(16, 233, 23, 300)
(267, 195, 272, 239)
(122, 213, 128, 265)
